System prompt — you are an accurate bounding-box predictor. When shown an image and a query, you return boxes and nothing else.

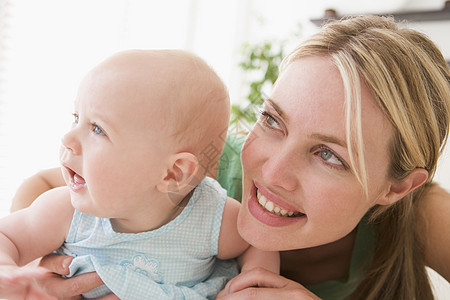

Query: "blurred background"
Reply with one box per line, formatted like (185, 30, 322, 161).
(0, 0, 449, 296)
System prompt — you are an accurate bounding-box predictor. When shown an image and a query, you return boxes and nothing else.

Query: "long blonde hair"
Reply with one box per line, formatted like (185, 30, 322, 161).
(282, 16, 450, 299)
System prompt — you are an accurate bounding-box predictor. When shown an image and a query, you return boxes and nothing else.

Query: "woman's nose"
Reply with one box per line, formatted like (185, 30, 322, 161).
(61, 128, 81, 155)
(261, 149, 299, 192)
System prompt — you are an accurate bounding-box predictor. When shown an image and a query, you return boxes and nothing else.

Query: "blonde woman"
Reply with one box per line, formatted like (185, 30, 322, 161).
(9, 15, 450, 300)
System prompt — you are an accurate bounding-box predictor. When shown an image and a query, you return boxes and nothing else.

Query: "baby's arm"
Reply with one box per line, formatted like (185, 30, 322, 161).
(236, 243, 280, 274)
(217, 197, 280, 274)
(11, 167, 65, 212)
(0, 187, 73, 298)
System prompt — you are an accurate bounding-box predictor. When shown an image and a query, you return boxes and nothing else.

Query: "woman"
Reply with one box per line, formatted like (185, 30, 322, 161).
(10, 15, 450, 299)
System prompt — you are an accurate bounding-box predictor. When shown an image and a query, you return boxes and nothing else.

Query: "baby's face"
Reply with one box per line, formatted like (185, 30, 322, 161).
(59, 59, 174, 220)
(59, 50, 230, 230)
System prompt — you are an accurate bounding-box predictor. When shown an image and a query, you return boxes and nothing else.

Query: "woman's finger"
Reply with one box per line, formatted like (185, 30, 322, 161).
(38, 271, 103, 298)
(37, 255, 104, 299)
(226, 267, 291, 293)
(0, 266, 51, 284)
(26, 286, 58, 300)
(218, 286, 319, 300)
(39, 254, 73, 275)
(217, 268, 320, 300)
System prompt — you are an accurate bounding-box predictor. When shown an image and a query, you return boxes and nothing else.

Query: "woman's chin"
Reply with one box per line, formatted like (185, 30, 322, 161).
(237, 209, 288, 251)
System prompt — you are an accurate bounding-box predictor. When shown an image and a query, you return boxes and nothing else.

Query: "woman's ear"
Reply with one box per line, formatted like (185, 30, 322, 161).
(156, 152, 199, 194)
(378, 168, 428, 205)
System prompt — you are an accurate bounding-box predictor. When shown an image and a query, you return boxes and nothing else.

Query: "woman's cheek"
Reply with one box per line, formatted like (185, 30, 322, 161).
(242, 131, 264, 168)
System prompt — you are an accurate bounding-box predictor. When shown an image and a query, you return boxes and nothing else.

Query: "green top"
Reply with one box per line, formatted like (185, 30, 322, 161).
(216, 134, 376, 300)
(216, 134, 246, 201)
(307, 217, 376, 299)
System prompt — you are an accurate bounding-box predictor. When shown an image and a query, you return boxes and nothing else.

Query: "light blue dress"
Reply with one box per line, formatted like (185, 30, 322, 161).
(57, 177, 239, 299)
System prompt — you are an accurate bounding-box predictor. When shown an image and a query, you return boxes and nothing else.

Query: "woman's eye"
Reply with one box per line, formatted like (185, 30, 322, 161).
(92, 124, 106, 136)
(259, 111, 281, 130)
(316, 146, 347, 169)
(320, 149, 341, 165)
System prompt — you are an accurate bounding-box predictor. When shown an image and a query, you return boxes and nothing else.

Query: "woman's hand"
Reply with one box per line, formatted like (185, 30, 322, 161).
(37, 254, 117, 300)
(0, 265, 55, 300)
(216, 267, 321, 300)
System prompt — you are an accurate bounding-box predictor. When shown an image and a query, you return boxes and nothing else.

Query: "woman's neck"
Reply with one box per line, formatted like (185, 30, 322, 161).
(280, 228, 357, 286)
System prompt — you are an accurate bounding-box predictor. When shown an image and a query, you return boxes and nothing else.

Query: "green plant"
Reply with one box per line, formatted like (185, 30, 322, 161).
(230, 41, 285, 129)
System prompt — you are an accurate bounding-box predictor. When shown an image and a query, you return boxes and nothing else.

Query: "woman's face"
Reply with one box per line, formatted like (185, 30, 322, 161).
(238, 56, 394, 251)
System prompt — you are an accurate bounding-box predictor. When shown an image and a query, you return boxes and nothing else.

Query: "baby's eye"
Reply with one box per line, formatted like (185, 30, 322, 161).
(72, 113, 79, 124)
(92, 124, 106, 136)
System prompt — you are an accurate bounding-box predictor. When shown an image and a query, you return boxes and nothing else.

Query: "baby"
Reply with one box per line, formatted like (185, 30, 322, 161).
(0, 50, 279, 299)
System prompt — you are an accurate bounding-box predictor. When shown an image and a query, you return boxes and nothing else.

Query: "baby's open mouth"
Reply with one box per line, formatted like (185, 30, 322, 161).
(66, 167, 86, 190)
(256, 189, 304, 217)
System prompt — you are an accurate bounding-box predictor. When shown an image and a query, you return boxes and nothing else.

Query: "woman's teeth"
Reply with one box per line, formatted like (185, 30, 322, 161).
(257, 190, 299, 217)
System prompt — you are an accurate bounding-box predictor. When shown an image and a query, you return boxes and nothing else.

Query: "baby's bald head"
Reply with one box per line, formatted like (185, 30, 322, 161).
(87, 49, 230, 175)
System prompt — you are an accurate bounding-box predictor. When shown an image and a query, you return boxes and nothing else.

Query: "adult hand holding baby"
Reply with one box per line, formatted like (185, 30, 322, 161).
(0, 254, 115, 300)
(36, 254, 119, 300)
(0, 264, 54, 300)
(216, 267, 320, 300)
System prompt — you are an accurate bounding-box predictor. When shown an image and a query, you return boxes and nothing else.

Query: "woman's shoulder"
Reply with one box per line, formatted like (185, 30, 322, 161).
(417, 183, 450, 281)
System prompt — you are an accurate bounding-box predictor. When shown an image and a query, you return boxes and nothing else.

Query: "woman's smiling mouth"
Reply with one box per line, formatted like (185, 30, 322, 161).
(248, 182, 306, 227)
(257, 189, 301, 217)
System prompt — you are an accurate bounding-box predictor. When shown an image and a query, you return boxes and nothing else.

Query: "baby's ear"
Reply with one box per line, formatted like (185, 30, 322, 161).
(156, 152, 199, 194)
(377, 168, 428, 205)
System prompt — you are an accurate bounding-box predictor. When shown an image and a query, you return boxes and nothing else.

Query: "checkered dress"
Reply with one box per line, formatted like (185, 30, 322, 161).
(57, 177, 238, 299)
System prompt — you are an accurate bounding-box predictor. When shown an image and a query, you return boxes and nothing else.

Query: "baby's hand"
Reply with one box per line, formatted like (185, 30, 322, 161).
(0, 265, 55, 300)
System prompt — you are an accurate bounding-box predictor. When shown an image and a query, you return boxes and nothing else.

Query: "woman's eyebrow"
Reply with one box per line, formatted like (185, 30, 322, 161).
(265, 99, 346, 148)
(266, 99, 289, 122)
(309, 133, 347, 148)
